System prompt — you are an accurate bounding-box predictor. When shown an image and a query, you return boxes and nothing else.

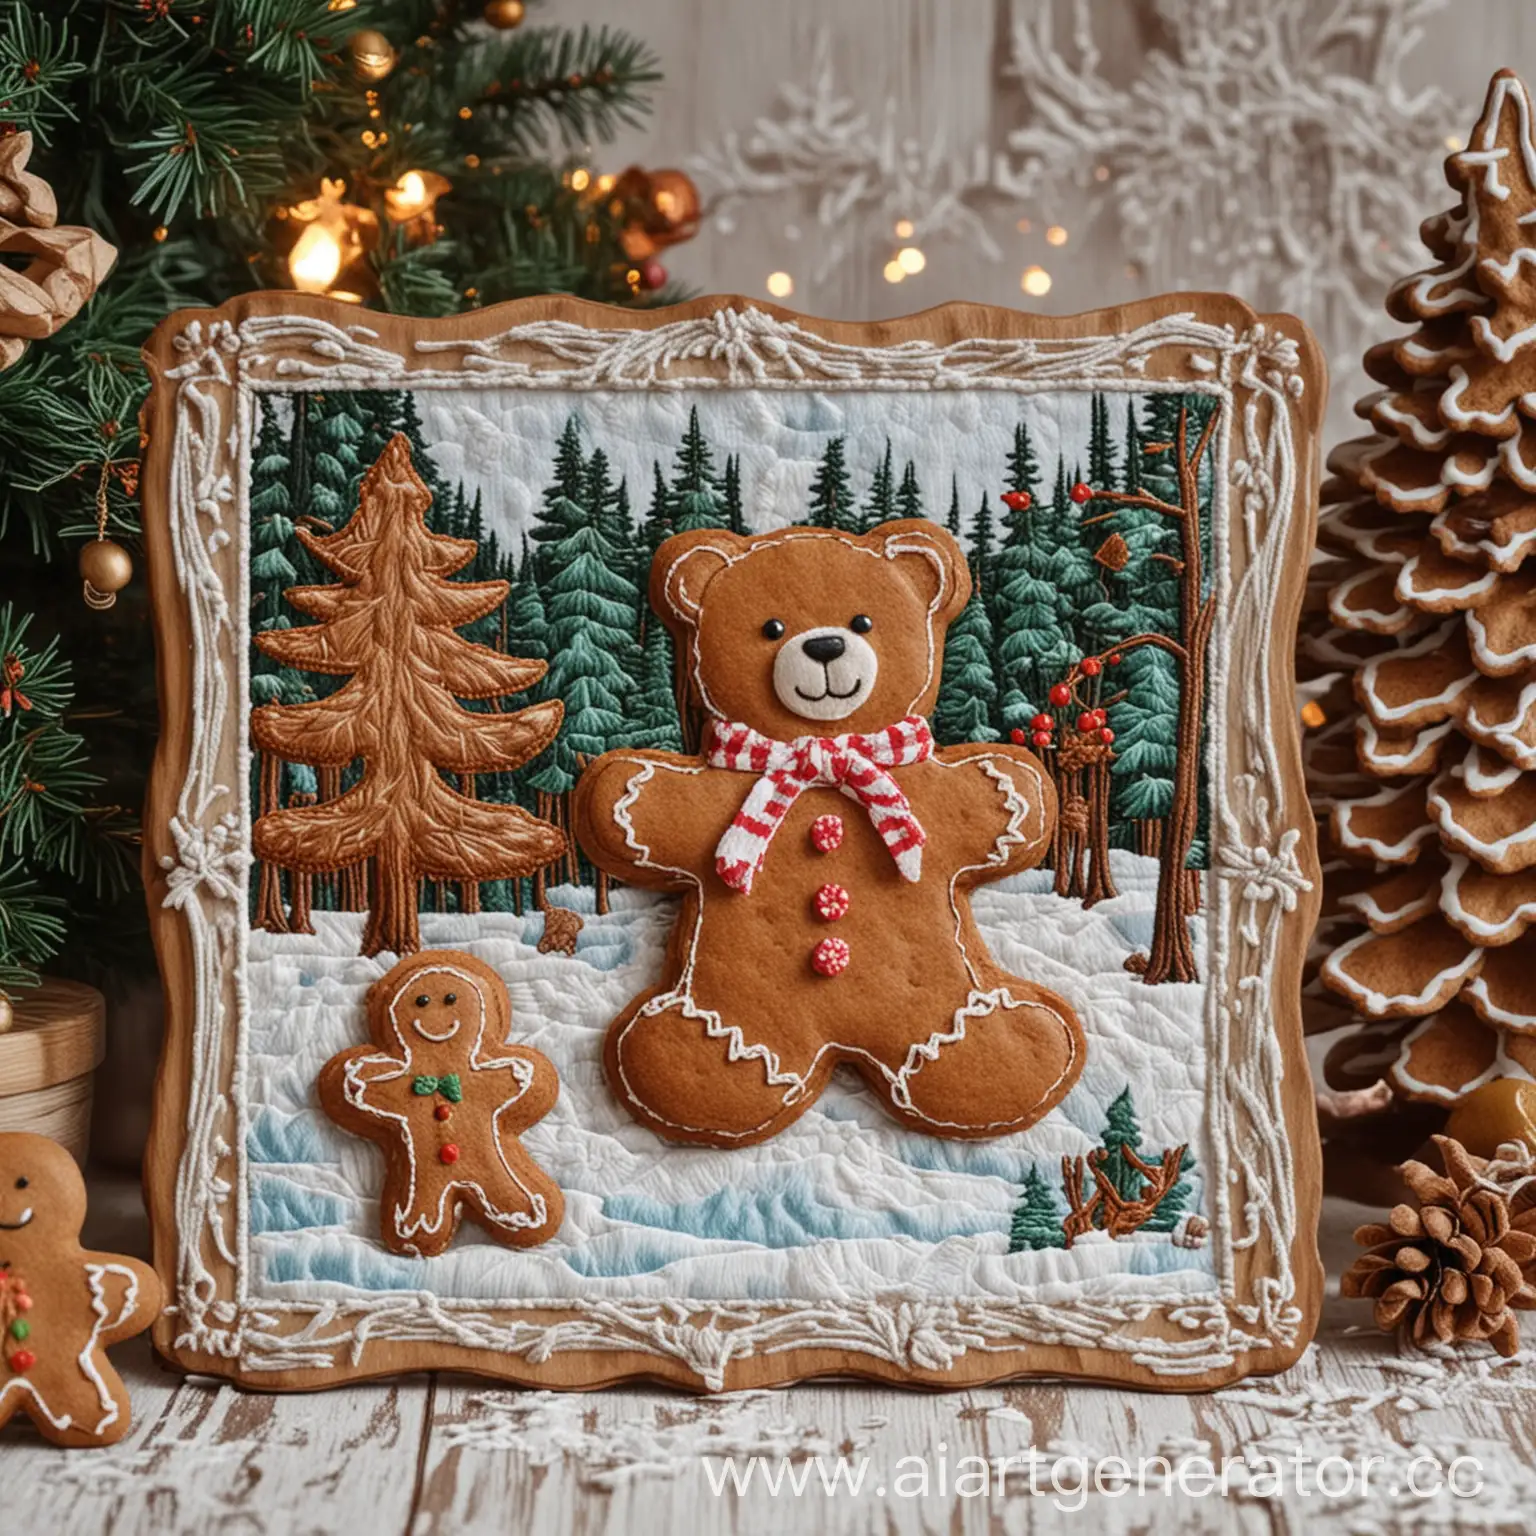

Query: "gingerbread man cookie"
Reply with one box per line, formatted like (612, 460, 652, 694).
(0, 1133, 160, 1448)
(573, 522, 1086, 1147)
(319, 951, 564, 1257)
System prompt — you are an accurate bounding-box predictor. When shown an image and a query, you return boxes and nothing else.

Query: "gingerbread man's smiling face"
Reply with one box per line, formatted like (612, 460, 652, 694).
(387, 965, 486, 1054)
(0, 1133, 81, 1254)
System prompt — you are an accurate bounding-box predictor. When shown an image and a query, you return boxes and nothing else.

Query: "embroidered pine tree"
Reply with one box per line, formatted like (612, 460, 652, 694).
(934, 594, 1001, 744)
(670, 406, 730, 532)
(806, 435, 855, 531)
(249, 434, 566, 958)
(1059, 1087, 1195, 1245)
(1008, 1164, 1067, 1252)
(1308, 70, 1536, 1140)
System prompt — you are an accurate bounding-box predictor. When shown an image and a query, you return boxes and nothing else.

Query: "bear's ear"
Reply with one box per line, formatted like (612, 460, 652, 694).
(654, 529, 744, 626)
(877, 521, 972, 626)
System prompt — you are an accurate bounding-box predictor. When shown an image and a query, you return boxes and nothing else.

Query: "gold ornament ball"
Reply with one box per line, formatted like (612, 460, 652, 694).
(348, 28, 397, 81)
(483, 0, 526, 26)
(1444, 1076, 1536, 1159)
(0, 994, 11, 1034)
(79, 538, 134, 596)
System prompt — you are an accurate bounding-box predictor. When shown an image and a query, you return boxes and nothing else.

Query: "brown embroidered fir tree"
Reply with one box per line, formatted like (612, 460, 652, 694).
(250, 434, 566, 957)
(1305, 71, 1536, 1138)
(1342, 1136, 1536, 1355)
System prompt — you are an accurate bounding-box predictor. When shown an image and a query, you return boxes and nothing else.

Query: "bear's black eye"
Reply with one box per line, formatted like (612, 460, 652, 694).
(850, 614, 873, 634)
(444, 993, 457, 1005)
(415, 994, 431, 1007)
(14, 1178, 27, 1190)
(761, 618, 785, 640)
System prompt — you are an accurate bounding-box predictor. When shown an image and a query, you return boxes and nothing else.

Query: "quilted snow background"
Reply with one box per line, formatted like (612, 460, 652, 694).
(568, 0, 1536, 439)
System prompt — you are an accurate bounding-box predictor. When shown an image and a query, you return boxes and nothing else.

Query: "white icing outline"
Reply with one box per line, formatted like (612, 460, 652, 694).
(1321, 925, 1482, 1018)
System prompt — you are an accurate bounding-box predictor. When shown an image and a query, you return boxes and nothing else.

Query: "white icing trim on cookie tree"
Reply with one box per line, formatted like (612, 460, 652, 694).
(155, 303, 1313, 1386)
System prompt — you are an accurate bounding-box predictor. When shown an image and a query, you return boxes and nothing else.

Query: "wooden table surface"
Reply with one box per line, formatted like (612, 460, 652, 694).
(3, 1180, 1529, 1535)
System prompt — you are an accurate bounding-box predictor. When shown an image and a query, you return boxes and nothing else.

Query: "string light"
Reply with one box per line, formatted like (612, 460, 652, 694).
(1445, 134, 1465, 151)
(896, 246, 926, 275)
(569, 167, 591, 191)
(1046, 225, 1068, 246)
(894, 218, 914, 238)
(1021, 265, 1052, 296)
(384, 169, 450, 231)
(290, 222, 343, 293)
(1093, 164, 1110, 182)
(596, 173, 616, 194)
(285, 177, 377, 299)
(766, 270, 794, 298)
(883, 259, 905, 284)
(1016, 217, 1032, 233)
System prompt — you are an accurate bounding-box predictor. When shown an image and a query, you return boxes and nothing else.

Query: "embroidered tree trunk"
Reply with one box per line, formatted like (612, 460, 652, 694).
(1135, 818, 1163, 858)
(457, 772, 482, 915)
(1088, 1143, 1190, 1238)
(1060, 1154, 1101, 1249)
(249, 435, 566, 958)
(1079, 405, 1218, 985)
(254, 750, 290, 934)
(286, 790, 316, 934)
(1083, 756, 1118, 908)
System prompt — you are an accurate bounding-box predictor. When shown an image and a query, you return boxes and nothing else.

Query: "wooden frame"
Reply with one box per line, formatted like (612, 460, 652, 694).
(141, 291, 1324, 1392)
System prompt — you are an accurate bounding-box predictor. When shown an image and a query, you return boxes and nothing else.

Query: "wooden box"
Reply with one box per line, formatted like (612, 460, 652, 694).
(0, 979, 106, 1163)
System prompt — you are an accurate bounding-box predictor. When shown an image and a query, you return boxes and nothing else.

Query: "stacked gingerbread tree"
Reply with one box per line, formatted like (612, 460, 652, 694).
(1309, 70, 1536, 1157)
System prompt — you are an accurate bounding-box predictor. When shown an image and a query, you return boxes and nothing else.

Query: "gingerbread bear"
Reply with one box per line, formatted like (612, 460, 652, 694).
(0, 1132, 161, 1447)
(573, 521, 1086, 1147)
(318, 951, 564, 1257)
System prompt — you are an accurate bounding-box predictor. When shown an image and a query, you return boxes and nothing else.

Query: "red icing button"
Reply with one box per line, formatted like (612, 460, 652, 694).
(435, 1104, 453, 1122)
(9, 1350, 35, 1374)
(814, 883, 851, 921)
(811, 814, 844, 852)
(440, 1144, 461, 1165)
(812, 936, 851, 977)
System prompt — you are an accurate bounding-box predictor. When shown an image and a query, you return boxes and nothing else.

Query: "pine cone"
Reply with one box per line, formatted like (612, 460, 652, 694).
(1342, 1135, 1536, 1355)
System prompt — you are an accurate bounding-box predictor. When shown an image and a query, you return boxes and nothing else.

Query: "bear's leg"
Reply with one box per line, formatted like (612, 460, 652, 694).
(879, 986, 1086, 1139)
(606, 992, 832, 1146)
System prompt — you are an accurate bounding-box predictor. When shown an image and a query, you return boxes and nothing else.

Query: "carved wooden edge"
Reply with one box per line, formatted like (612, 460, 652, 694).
(137, 289, 1325, 1394)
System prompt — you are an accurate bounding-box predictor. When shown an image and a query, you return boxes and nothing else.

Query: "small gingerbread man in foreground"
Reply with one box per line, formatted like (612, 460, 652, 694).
(319, 950, 564, 1258)
(0, 1133, 161, 1447)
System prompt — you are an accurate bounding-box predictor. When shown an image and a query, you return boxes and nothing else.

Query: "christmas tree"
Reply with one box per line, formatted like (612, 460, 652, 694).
(1007, 1165, 1066, 1252)
(0, 0, 678, 998)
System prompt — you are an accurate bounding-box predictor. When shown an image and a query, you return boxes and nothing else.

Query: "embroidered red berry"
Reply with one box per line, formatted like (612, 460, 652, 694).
(435, 1104, 452, 1122)
(1048, 683, 1071, 706)
(1081, 656, 1102, 676)
(1076, 712, 1097, 732)
(1030, 713, 1052, 730)
(1099, 727, 1116, 745)
(811, 936, 851, 977)
(1070, 480, 1093, 504)
(1000, 489, 1032, 511)
(814, 883, 851, 921)
(1109, 652, 1123, 665)
(1091, 708, 1107, 727)
(1031, 730, 1051, 747)
(1009, 727, 1027, 745)
(811, 814, 844, 852)
(439, 1144, 461, 1165)
(9, 1349, 35, 1373)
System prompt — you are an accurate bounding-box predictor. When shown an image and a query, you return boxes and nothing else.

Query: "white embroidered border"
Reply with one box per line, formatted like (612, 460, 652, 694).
(158, 305, 1311, 1385)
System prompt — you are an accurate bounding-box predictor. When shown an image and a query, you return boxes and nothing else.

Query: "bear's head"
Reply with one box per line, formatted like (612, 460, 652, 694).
(653, 520, 972, 739)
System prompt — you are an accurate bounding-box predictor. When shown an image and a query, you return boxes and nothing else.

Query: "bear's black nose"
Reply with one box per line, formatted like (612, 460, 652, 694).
(801, 634, 846, 664)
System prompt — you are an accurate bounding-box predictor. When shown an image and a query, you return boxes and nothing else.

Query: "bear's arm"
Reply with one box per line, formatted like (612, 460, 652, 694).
(573, 750, 732, 887)
(929, 745, 1057, 876)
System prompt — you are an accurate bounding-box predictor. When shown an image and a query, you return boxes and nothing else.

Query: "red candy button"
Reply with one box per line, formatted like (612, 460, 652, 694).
(9, 1350, 35, 1373)
(814, 883, 851, 921)
(811, 814, 844, 852)
(435, 1104, 453, 1122)
(812, 936, 851, 977)
(440, 1144, 461, 1166)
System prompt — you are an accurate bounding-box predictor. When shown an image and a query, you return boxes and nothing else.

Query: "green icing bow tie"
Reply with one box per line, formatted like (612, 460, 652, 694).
(412, 1074, 462, 1102)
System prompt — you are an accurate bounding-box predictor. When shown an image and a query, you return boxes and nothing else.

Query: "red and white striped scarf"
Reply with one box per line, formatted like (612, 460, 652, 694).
(708, 716, 933, 894)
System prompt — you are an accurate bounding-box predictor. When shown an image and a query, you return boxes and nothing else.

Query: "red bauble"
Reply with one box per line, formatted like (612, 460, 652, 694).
(1099, 727, 1116, 745)
(639, 258, 667, 290)
(1070, 480, 1093, 504)
(1048, 682, 1072, 706)
(1031, 730, 1052, 747)
(1030, 712, 1052, 730)
(1009, 727, 1027, 745)
(1000, 489, 1032, 511)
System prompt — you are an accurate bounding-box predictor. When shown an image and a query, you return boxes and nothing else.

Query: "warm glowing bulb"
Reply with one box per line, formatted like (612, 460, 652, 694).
(653, 187, 678, 219)
(570, 167, 591, 191)
(1046, 225, 1068, 246)
(1021, 265, 1052, 296)
(394, 170, 427, 212)
(766, 271, 794, 298)
(1445, 134, 1465, 151)
(1093, 164, 1110, 182)
(894, 218, 914, 238)
(896, 246, 925, 275)
(1016, 217, 1032, 233)
(290, 222, 343, 293)
(596, 173, 616, 194)
(883, 259, 905, 284)
(1300, 699, 1326, 729)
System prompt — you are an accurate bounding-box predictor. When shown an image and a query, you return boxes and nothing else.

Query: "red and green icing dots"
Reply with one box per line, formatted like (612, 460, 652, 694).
(2, 1268, 34, 1374)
